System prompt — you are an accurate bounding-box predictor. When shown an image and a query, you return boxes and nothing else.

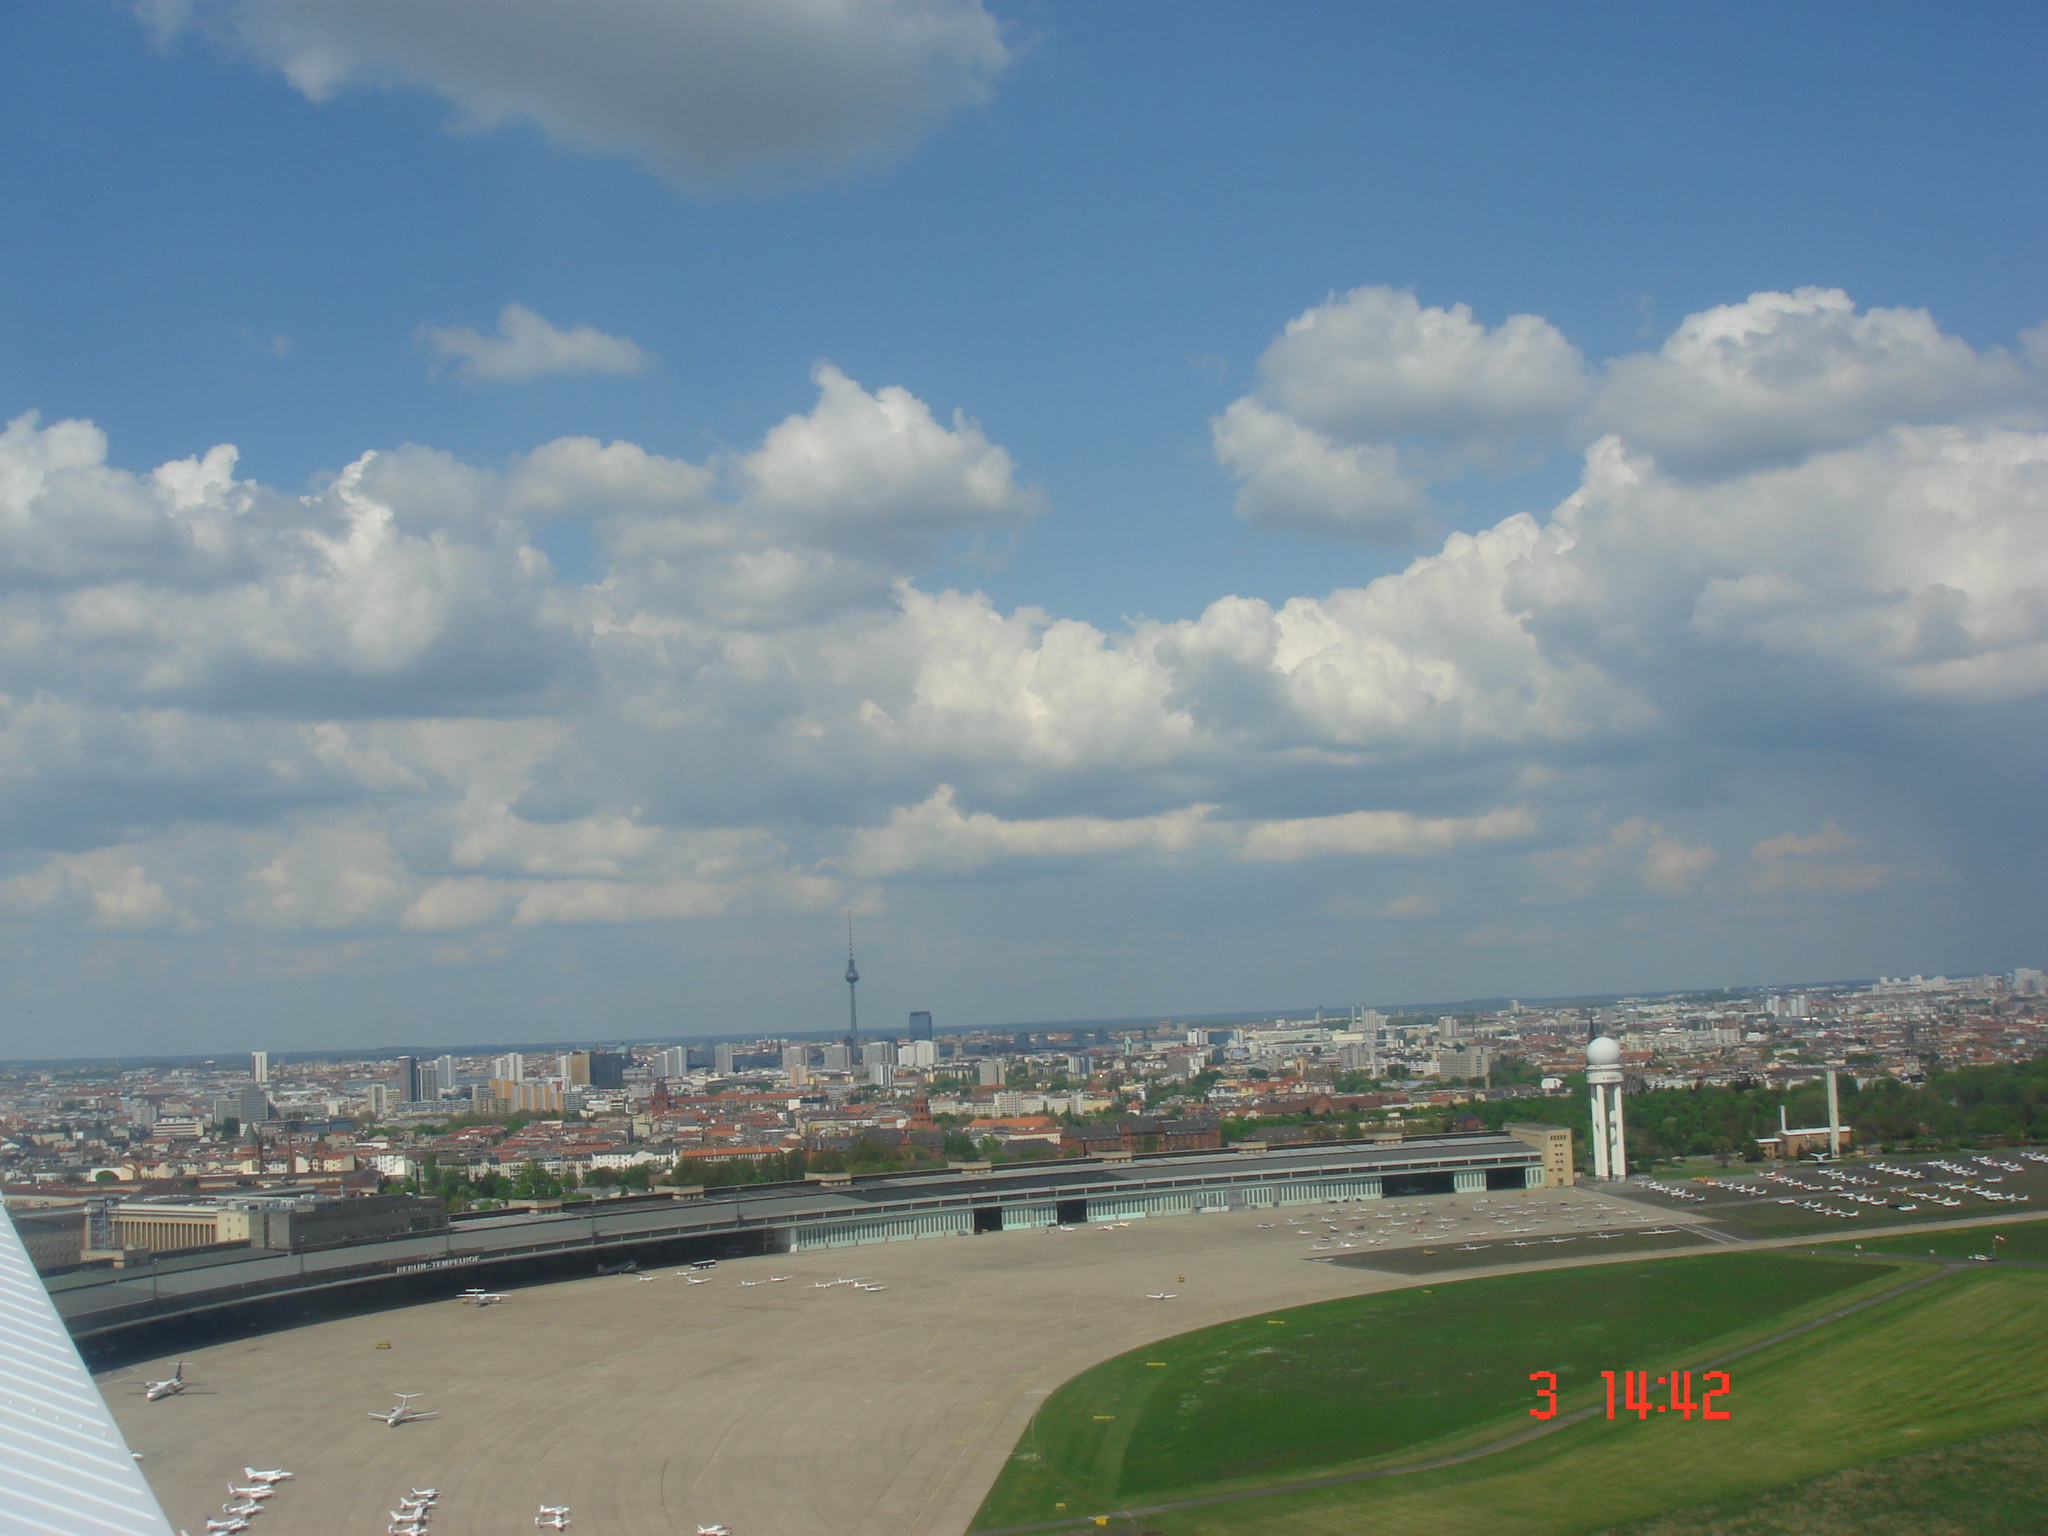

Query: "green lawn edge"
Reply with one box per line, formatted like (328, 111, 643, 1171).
(971, 1251, 1910, 1531)
(1126, 1267, 2048, 1536)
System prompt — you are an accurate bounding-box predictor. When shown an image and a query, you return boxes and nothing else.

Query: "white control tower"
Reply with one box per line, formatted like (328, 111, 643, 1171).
(1587, 1036, 1627, 1180)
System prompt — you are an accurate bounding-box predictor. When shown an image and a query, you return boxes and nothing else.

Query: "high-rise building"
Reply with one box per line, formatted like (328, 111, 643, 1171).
(436, 1054, 460, 1094)
(493, 1052, 526, 1082)
(820, 1043, 850, 1073)
(654, 1046, 688, 1079)
(908, 1011, 933, 1042)
(251, 1050, 269, 1084)
(415, 1063, 440, 1101)
(561, 1051, 593, 1086)
(394, 1055, 422, 1103)
(977, 1058, 1004, 1086)
(586, 1051, 626, 1090)
(901, 1039, 938, 1069)
(869, 1061, 896, 1088)
(489, 1079, 565, 1114)
(367, 1083, 390, 1116)
(861, 1041, 897, 1069)
(236, 1086, 273, 1125)
(713, 1042, 736, 1075)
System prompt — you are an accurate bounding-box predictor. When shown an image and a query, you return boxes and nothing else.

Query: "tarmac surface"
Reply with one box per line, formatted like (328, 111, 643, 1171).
(105, 1184, 1681, 1536)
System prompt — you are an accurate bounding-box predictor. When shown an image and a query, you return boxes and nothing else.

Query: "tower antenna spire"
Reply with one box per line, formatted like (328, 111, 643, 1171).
(843, 912, 860, 1052)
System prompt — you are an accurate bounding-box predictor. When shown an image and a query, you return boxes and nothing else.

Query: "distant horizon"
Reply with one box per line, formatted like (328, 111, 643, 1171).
(0, 968, 1982, 1070)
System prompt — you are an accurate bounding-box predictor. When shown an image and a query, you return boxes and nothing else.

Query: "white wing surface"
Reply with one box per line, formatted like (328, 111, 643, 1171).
(0, 1209, 175, 1535)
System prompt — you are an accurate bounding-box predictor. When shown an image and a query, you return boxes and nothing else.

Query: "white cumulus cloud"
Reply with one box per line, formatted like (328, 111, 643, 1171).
(1213, 286, 1588, 540)
(422, 302, 650, 384)
(147, 0, 1012, 192)
(1592, 288, 2030, 478)
(0, 288, 2041, 999)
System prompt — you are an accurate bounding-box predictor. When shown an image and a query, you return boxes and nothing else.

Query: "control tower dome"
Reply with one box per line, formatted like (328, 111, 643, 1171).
(1587, 1036, 1622, 1068)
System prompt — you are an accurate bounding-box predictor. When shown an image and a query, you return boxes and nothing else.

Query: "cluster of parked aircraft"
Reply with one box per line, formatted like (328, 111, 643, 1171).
(534, 1502, 569, 1530)
(176, 1467, 291, 1535)
(383, 1485, 438, 1535)
(1634, 1180, 1708, 1202)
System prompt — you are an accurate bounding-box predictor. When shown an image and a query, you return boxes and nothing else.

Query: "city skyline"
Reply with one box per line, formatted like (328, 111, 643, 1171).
(1, 4, 2044, 1054)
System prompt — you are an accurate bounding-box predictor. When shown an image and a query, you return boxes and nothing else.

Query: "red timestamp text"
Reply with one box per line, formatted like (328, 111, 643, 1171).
(1528, 1370, 1730, 1420)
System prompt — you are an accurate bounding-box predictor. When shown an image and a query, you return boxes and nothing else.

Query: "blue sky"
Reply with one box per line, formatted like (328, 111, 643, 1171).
(0, 2, 2044, 1054)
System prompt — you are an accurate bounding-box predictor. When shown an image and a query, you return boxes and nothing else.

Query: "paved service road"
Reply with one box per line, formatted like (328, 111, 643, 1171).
(100, 1186, 1698, 1536)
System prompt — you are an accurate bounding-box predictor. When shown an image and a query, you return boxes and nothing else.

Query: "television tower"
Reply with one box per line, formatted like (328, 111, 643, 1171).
(843, 914, 860, 1052)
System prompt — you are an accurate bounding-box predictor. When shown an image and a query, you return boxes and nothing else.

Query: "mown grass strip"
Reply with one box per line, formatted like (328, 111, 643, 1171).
(972, 1251, 1898, 1530)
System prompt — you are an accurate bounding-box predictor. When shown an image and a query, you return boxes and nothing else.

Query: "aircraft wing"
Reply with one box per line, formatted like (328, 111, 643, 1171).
(0, 1207, 176, 1535)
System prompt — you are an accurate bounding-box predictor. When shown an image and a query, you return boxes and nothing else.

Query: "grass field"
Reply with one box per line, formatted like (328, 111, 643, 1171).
(1810, 1216, 2048, 1262)
(1101, 1267, 2048, 1536)
(1594, 1419, 2048, 1536)
(970, 1253, 1893, 1530)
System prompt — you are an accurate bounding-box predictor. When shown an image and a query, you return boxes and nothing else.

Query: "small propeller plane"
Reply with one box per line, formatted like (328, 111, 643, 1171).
(243, 1467, 294, 1484)
(458, 1288, 508, 1305)
(223, 1484, 273, 1502)
(368, 1393, 440, 1426)
(697, 1524, 732, 1535)
(141, 1362, 195, 1401)
(1144, 1292, 1178, 1301)
(535, 1513, 572, 1531)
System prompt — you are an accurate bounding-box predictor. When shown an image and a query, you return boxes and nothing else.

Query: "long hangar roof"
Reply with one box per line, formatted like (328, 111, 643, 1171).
(51, 1134, 1537, 1341)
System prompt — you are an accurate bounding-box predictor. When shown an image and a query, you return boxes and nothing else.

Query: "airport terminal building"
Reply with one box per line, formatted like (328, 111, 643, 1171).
(54, 1131, 1551, 1345)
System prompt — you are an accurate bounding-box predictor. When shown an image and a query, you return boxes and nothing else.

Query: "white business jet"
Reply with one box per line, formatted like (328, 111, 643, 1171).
(368, 1393, 439, 1426)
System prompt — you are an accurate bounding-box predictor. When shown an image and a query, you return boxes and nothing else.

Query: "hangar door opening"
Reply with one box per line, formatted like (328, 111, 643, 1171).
(1379, 1171, 1458, 1199)
(973, 1206, 1004, 1234)
(1486, 1166, 1534, 1190)
(1055, 1199, 1089, 1225)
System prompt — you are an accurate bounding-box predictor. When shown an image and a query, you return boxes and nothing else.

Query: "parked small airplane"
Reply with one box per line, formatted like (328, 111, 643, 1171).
(409, 1487, 440, 1501)
(535, 1515, 571, 1531)
(738, 1279, 761, 1287)
(458, 1287, 508, 1305)
(683, 1275, 713, 1284)
(1144, 1292, 1178, 1300)
(224, 1485, 273, 1502)
(597, 1258, 640, 1276)
(368, 1393, 440, 1426)
(141, 1362, 194, 1401)
(202, 1520, 250, 1535)
(697, 1524, 732, 1534)
(538, 1506, 570, 1517)
(243, 1467, 294, 1484)
(222, 1502, 264, 1518)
